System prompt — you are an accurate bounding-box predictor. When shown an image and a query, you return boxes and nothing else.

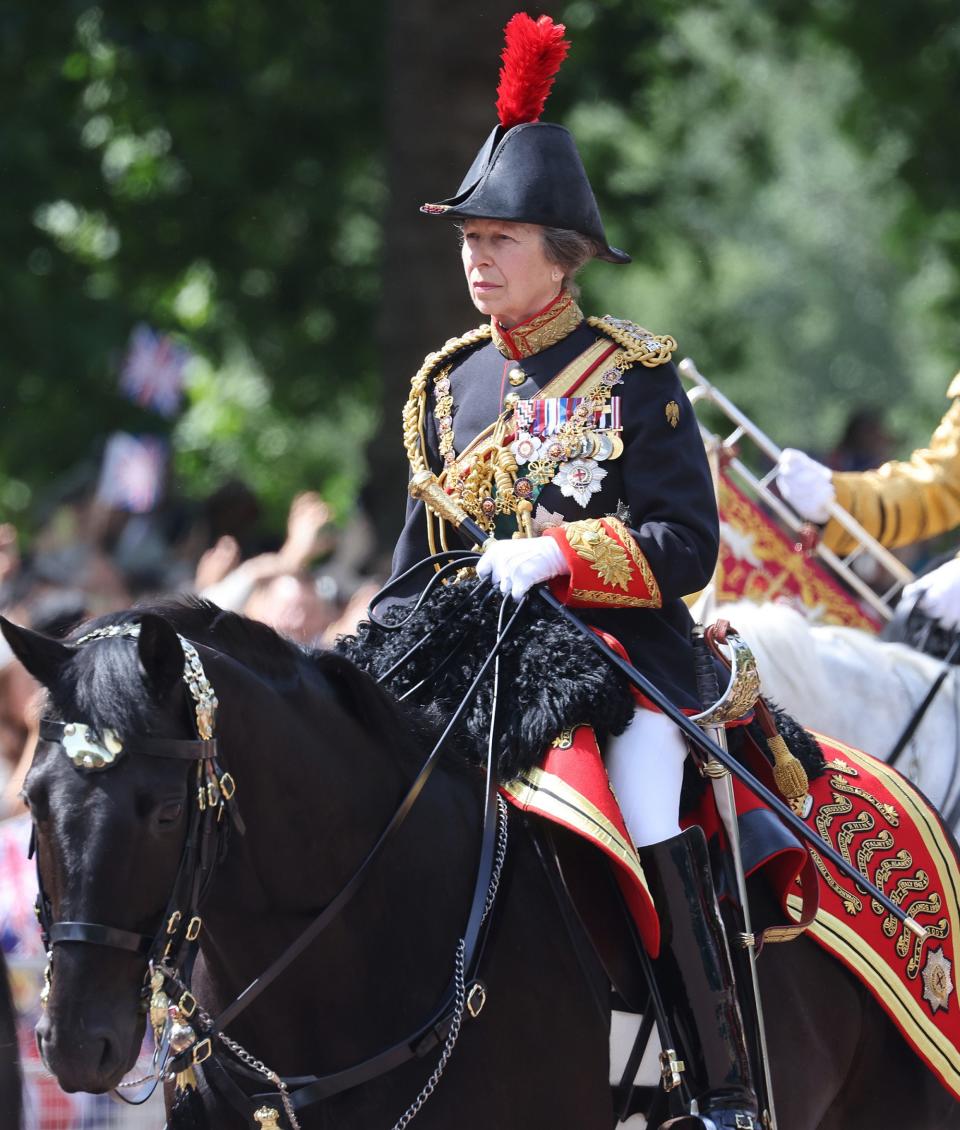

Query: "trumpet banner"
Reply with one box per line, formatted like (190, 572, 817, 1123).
(713, 471, 883, 632)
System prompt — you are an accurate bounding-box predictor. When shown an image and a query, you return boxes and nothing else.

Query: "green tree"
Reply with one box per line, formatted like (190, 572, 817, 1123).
(2, 2, 384, 526)
(558, 0, 960, 453)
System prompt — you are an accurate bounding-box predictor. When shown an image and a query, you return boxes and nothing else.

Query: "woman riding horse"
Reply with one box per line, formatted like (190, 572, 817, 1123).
(389, 14, 755, 1130)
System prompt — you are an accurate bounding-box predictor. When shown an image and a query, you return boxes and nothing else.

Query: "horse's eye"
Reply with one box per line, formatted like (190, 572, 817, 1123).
(156, 800, 184, 826)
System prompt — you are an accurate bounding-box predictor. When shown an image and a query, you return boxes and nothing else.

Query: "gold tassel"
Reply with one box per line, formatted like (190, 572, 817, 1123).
(768, 732, 809, 814)
(174, 1065, 198, 1093)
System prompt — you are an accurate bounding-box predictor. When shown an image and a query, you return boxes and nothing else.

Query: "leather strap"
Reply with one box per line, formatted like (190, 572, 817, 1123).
(39, 719, 217, 761)
(205, 595, 524, 1039)
(177, 587, 520, 1113)
(49, 921, 153, 955)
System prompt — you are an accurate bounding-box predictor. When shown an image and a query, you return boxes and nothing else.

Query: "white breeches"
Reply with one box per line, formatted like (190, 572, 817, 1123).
(604, 706, 688, 849)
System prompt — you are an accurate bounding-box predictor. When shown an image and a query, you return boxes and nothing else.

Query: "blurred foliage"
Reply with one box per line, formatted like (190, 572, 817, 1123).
(1, 2, 383, 526)
(174, 348, 374, 519)
(557, 0, 960, 454)
(2, 0, 960, 536)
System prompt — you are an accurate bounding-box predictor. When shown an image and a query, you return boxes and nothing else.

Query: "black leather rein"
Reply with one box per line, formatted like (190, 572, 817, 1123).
(31, 585, 519, 1128)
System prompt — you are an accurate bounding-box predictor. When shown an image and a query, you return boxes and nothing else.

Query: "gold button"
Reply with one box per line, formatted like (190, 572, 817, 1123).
(504, 392, 521, 407)
(508, 367, 526, 387)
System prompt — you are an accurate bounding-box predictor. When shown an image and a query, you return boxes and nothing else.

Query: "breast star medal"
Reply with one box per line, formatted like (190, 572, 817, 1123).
(553, 458, 607, 507)
(921, 946, 954, 1014)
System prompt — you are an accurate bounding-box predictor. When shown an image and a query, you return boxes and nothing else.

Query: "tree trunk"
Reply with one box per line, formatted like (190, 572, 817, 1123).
(365, 1, 518, 568)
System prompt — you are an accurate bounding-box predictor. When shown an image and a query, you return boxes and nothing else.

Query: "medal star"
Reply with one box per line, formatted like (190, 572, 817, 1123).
(922, 946, 954, 1014)
(510, 431, 542, 466)
(554, 458, 606, 508)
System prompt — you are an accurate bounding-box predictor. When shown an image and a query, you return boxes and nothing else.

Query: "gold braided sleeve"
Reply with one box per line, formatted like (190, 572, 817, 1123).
(825, 393, 960, 553)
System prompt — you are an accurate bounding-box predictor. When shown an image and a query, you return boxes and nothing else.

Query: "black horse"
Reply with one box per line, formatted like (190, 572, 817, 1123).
(1, 600, 957, 1129)
(0, 947, 22, 1130)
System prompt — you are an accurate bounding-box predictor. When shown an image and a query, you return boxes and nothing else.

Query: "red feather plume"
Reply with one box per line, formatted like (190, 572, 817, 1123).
(496, 13, 571, 129)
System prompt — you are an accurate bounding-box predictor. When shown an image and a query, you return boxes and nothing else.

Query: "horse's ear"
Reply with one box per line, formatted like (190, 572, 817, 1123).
(0, 616, 74, 687)
(137, 614, 185, 696)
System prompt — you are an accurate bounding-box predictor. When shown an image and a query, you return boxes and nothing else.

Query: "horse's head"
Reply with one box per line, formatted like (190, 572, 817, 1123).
(0, 612, 206, 1093)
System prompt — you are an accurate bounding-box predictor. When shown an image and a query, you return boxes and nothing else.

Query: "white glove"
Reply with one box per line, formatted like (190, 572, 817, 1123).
(902, 558, 960, 630)
(777, 448, 836, 523)
(476, 536, 570, 600)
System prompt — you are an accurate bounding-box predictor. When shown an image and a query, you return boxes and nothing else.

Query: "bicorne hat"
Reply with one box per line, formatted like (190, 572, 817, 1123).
(421, 13, 630, 265)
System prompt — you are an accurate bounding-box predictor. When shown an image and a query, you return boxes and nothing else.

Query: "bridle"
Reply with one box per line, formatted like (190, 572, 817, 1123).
(32, 623, 239, 1099)
(32, 572, 515, 1129)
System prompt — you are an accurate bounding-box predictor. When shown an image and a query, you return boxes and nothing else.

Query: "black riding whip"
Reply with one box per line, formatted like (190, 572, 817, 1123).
(409, 470, 929, 941)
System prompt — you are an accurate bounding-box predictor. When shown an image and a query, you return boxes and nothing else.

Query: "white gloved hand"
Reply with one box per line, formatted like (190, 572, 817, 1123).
(475, 535, 570, 600)
(902, 558, 960, 630)
(776, 448, 836, 523)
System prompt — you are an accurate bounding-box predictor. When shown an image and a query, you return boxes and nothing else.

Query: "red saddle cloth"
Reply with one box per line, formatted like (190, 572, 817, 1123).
(502, 725, 960, 1103)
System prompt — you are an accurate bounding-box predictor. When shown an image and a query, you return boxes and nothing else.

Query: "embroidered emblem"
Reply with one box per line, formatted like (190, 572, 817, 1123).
(665, 400, 680, 428)
(809, 763, 952, 983)
(554, 459, 607, 508)
(565, 518, 632, 590)
(922, 946, 954, 1014)
(531, 505, 565, 535)
(551, 727, 576, 750)
(492, 292, 584, 359)
(510, 432, 542, 465)
(824, 758, 858, 776)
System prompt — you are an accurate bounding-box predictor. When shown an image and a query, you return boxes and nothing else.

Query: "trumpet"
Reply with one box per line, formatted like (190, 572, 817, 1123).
(679, 357, 914, 622)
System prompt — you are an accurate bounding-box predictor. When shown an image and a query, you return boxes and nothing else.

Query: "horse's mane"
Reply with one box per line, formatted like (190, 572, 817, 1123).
(53, 597, 432, 762)
(74, 596, 303, 679)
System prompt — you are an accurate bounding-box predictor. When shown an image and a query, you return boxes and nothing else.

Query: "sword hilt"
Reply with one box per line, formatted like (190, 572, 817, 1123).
(691, 625, 723, 727)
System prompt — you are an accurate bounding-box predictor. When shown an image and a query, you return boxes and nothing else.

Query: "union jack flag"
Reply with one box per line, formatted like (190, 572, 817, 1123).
(96, 432, 168, 514)
(118, 323, 190, 418)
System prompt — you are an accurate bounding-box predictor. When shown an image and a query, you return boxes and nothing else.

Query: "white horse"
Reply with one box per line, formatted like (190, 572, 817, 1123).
(707, 599, 960, 834)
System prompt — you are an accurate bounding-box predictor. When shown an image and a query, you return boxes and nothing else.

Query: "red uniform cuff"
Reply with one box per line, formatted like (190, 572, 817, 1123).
(544, 518, 662, 609)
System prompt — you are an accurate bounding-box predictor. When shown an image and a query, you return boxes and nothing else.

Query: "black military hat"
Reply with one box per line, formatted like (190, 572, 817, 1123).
(420, 13, 630, 265)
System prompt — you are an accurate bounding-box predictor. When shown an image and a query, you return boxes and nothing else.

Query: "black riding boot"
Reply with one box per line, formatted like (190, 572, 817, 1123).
(637, 826, 760, 1130)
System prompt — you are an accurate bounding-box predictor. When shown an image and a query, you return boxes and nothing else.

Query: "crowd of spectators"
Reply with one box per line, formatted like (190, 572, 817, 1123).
(0, 479, 383, 824)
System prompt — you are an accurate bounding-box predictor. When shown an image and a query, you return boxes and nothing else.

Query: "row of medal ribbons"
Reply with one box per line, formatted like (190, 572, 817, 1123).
(514, 396, 621, 436)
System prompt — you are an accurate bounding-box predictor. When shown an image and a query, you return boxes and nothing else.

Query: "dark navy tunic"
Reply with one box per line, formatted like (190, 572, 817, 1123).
(390, 317, 719, 711)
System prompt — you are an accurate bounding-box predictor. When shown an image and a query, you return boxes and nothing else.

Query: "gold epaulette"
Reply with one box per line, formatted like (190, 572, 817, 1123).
(402, 324, 492, 478)
(587, 315, 677, 368)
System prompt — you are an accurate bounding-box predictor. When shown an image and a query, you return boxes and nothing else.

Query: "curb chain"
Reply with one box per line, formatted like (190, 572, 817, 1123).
(154, 793, 510, 1130)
